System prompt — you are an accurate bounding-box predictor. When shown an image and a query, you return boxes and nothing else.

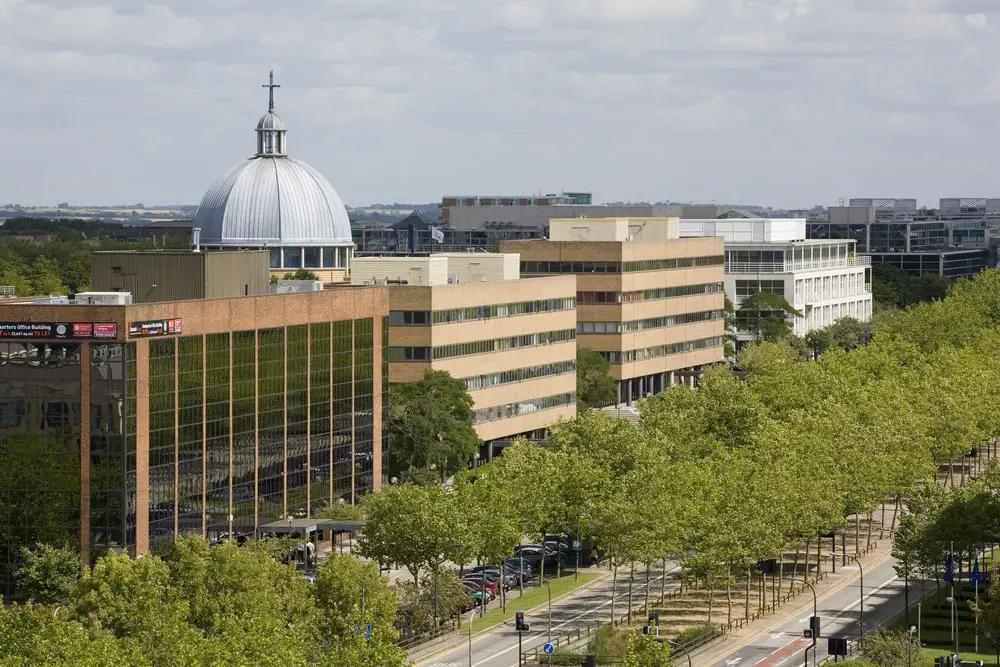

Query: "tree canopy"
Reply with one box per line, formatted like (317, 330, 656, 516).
(576, 347, 617, 409)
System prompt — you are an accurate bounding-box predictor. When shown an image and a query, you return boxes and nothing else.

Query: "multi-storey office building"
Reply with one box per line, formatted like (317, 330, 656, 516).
(441, 191, 593, 226)
(809, 201, 992, 278)
(680, 219, 872, 340)
(352, 254, 576, 455)
(0, 287, 388, 593)
(502, 218, 725, 405)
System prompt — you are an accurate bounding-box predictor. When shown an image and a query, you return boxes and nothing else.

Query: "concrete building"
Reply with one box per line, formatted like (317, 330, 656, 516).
(0, 286, 388, 592)
(91, 251, 271, 303)
(441, 191, 593, 226)
(352, 254, 576, 453)
(680, 219, 872, 339)
(501, 218, 725, 404)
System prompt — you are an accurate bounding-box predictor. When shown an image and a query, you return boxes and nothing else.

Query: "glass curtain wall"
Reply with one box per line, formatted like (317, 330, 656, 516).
(353, 319, 374, 497)
(332, 321, 353, 502)
(148, 339, 176, 555)
(309, 323, 332, 516)
(257, 328, 285, 524)
(286, 326, 309, 517)
(90, 343, 126, 559)
(231, 332, 256, 536)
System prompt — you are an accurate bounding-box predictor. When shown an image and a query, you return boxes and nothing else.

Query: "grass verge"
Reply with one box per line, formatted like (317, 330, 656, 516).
(465, 572, 602, 634)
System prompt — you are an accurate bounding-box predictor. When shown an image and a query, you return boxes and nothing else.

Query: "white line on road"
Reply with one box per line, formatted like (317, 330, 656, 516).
(462, 565, 680, 667)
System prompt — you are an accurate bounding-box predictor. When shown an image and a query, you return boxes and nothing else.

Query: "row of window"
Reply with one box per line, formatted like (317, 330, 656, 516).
(473, 392, 577, 424)
(577, 310, 724, 335)
(794, 274, 870, 303)
(463, 360, 576, 392)
(576, 282, 724, 305)
(387, 328, 576, 362)
(389, 297, 576, 326)
(734, 280, 785, 298)
(267, 246, 351, 270)
(599, 336, 724, 365)
(521, 256, 723, 275)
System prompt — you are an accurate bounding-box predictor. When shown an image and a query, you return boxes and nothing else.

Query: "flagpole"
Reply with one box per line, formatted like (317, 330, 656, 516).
(974, 555, 980, 654)
(949, 543, 955, 643)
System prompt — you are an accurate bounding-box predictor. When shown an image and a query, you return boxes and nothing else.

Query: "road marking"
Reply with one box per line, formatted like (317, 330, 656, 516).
(416, 565, 679, 667)
(726, 658, 743, 665)
(770, 634, 784, 640)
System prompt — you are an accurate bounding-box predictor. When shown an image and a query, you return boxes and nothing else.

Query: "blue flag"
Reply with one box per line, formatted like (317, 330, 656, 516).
(944, 552, 954, 584)
(973, 560, 981, 586)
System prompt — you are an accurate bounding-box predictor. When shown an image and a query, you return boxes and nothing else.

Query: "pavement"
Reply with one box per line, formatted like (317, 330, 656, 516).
(413, 563, 677, 667)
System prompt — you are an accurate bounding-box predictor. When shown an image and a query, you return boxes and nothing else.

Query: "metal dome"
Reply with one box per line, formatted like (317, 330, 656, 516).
(256, 111, 285, 131)
(194, 156, 353, 247)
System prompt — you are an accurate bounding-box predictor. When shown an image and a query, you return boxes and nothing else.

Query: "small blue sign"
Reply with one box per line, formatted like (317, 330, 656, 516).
(572, 540, 583, 552)
(365, 624, 372, 640)
(543, 643, 555, 655)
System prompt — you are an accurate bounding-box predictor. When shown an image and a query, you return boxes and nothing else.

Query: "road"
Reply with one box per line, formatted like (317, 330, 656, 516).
(706, 554, 932, 667)
(417, 564, 676, 667)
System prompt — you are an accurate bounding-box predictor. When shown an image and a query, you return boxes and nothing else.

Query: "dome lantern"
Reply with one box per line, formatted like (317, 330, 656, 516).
(256, 70, 287, 156)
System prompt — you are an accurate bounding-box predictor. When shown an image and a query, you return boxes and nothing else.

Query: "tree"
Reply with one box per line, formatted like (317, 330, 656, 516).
(14, 543, 80, 604)
(621, 631, 673, 667)
(735, 291, 802, 341)
(858, 629, 923, 667)
(577, 347, 616, 409)
(282, 269, 321, 281)
(357, 482, 467, 625)
(723, 295, 738, 357)
(387, 370, 480, 481)
(313, 552, 397, 643)
(971, 576, 1000, 666)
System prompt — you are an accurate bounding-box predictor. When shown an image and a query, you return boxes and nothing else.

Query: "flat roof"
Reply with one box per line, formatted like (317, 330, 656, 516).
(259, 518, 366, 534)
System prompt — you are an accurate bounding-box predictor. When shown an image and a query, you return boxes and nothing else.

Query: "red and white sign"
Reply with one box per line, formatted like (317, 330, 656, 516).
(94, 323, 118, 339)
(72, 323, 93, 337)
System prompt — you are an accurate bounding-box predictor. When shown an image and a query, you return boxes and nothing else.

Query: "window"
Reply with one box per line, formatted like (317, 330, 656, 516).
(735, 280, 785, 298)
(577, 310, 724, 335)
(462, 360, 576, 391)
(472, 392, 576, 424)
(598, 336, 724, 364)
(388, 328, 575, 362)
(322, 248, 335, 268)
(283, 247, 302, 268)
(269, 249, 281, 269)
(304, 247, 321, 269)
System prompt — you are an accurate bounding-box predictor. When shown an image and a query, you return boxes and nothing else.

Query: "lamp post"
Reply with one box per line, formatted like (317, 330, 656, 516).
(906, 625, 916, 667)
(832, 552, 864, 639)
(360, 567, 378, 622)
(545, 581, 553, 647)
(782, 577, 817, 667)
(946, 596, 958, 659)
(473, 451, 480, 476)
(575, 513, 582, 582)
(669, 639, 693, 667)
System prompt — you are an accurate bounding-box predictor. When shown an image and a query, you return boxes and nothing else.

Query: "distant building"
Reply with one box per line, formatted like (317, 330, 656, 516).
(809, 197, 993, 278)
(192, 72, 354, 282)
(352, 253, 576, 457)
(679, 219, 872, 341)
(502, 218, 725, 404)
(441, 192, 592, 226)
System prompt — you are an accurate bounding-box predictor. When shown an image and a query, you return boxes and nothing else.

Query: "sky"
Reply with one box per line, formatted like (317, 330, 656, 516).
(2, 0, 1000, 209)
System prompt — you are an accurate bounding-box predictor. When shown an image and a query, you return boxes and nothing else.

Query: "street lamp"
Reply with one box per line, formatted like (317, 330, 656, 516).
(946, 596, 959, 659)
(669, 639, 693, 667)
(473, 451, 480, 476)
(545, 581, 552, 648)
(906, 625, 917, 667)
(360, 567, 378, 622)
(782, 577, 817, 667)
(832, 552, 864, 639)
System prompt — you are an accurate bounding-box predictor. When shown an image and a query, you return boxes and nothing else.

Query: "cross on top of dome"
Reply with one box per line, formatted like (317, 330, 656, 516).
(256, 70, 287, 156)
(263, 69, 280, 112)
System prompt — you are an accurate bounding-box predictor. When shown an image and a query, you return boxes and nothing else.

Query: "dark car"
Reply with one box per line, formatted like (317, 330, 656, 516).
(504, 557, 534, 579)
(469, 566, 516, 589)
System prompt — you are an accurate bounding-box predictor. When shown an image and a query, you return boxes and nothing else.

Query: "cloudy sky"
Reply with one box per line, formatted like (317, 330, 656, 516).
(2, 0, 999, 209)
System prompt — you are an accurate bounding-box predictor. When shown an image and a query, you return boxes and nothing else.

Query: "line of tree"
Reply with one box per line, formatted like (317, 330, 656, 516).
(357, 267, 1000, 640)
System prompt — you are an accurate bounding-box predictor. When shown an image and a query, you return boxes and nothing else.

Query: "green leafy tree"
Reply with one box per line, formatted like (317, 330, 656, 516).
(858, 629, 923, 667)
(971, 576, 1000, 667)
(621, 630, 672, 667)
(387, 370, 480, 481)
(577, 347, 617, 409)
(314, 552, 397, 643)
(14, 543, 80, 604)
(735, 291, 802, 341)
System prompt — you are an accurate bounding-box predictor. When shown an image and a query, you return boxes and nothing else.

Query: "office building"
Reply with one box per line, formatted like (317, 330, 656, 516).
(0, 286, 388, 593)
(809, 198, 993, 278)
(352, 254, 576, 454)
(501, 218, 725, 404)
(441, 191, 593, 226)
(192, 72, 355, 282)
(680, 219, 872, 340)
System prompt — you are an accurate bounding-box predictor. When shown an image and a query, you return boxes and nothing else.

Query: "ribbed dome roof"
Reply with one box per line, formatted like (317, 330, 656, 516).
(194, 156, 353, 247)
(256, 112, 285, 131)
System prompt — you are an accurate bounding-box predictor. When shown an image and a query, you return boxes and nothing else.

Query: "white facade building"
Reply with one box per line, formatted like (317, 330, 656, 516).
(679, 219, 872, 339)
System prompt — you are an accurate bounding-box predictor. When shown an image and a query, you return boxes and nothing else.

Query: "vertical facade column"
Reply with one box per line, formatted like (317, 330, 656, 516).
(305, 326, 312, 517)
(372, 317, 383, 491)
(282, 326, 288, 517)
(328, 322, 334, 505)
(227, 333, 234, 533)
(253, 330, 260, 534)
(135, 340, 150, 556)
(79, 342, 91, 569)
(350, 320, 356, 505)
(201, 335, 207, 538)
(173, 338, 179, 539)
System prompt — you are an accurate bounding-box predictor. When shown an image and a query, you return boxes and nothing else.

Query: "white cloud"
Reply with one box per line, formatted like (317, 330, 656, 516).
(2, 0, 1000, 207)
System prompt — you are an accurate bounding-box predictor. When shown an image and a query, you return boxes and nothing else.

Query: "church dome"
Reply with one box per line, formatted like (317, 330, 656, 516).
(194, 71, 353, 248)
(194, 157, 352, 246)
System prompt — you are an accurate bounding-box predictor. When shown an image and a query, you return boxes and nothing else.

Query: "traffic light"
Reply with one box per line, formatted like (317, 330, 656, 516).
(810, 616, 821, 639)
(515, 610, 530, 632)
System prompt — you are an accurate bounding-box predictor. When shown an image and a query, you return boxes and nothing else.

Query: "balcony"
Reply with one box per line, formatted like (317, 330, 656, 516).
(726, 255, 871, 275)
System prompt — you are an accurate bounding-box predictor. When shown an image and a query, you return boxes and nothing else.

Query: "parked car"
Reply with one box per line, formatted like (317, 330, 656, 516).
(469, 566, 516, 589)
(504, 557, 534, 579)
(461, 577, 498, 598)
